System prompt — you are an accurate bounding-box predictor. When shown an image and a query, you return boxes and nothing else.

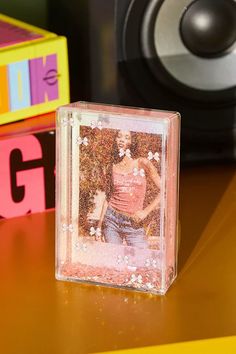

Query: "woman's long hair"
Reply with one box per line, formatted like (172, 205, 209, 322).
(105, 131, 139, 201)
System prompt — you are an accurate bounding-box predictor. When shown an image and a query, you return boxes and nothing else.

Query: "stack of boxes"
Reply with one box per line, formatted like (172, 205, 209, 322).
(0, 13, 69, 219)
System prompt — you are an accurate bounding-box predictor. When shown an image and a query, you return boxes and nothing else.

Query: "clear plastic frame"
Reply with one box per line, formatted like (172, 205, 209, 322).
(56, 102, 180, 295)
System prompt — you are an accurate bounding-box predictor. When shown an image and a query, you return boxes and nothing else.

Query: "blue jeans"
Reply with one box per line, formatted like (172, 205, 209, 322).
(103, 206, 148, 248)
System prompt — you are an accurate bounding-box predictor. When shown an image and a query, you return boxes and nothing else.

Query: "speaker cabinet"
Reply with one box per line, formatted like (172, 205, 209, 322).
(49, 0, 236, 163)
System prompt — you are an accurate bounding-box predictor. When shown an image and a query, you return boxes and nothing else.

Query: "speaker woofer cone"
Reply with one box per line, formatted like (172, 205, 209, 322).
(140, 0, 236, 97)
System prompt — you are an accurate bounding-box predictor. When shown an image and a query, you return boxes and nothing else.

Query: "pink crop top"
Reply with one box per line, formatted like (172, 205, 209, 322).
(109, 168, 147, 214)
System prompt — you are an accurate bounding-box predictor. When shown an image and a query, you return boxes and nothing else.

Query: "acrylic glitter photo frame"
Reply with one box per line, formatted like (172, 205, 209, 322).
(56, 102, 180, 295)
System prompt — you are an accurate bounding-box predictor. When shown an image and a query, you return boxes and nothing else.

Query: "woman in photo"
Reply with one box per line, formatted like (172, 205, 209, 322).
(97, 130, 161, 248)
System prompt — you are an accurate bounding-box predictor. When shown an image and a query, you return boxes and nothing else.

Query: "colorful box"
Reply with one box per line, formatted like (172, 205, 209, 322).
(0, 112, 55, 219)
(56, 102, 180, 295)
(0, 13, 69, 125)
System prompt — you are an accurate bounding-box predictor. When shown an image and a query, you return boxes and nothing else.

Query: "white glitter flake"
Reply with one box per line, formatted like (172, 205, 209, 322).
(61, 223, 74, 233)
(77, 136, 89, 146)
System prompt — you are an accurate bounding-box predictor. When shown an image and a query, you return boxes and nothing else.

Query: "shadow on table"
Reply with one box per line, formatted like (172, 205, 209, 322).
(177, 164, 235, 272)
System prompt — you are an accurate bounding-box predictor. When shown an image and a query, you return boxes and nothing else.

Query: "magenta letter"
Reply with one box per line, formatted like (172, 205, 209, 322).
(29, 54, 59, 105)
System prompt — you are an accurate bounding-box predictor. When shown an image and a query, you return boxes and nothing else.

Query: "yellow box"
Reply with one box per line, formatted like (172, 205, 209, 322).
(0, 13, 69, 125)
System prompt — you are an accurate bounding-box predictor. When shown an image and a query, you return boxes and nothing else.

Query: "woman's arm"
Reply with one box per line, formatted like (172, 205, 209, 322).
(133, 158, 161, 222)
(97, 198, 108, 229)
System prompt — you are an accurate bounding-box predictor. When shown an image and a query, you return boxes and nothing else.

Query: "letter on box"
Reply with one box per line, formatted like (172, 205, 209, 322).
(0, 65, 9, 114)
(0, 135, 45, 218)
(30, 54, 59, 105)
(8, 60, 31, 111)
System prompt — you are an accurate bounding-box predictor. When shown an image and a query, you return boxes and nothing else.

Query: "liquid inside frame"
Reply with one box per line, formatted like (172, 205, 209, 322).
(56, 102, 180, 295)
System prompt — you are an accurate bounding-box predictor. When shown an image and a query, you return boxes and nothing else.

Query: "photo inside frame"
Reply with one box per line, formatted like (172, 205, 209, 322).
(78, 126, 163, 251)
(56, 105, 179, 294)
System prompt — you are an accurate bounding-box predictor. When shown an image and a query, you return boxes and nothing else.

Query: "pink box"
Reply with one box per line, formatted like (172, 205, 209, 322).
(56, 102, 180, 294)
(0, 112, 55, 219)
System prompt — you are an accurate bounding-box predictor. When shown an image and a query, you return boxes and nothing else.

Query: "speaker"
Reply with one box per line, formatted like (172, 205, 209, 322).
(49, 0, 236, 163)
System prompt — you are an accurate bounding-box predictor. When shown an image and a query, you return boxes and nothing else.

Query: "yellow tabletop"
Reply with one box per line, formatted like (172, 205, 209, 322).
(0, 165, 236, 354)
